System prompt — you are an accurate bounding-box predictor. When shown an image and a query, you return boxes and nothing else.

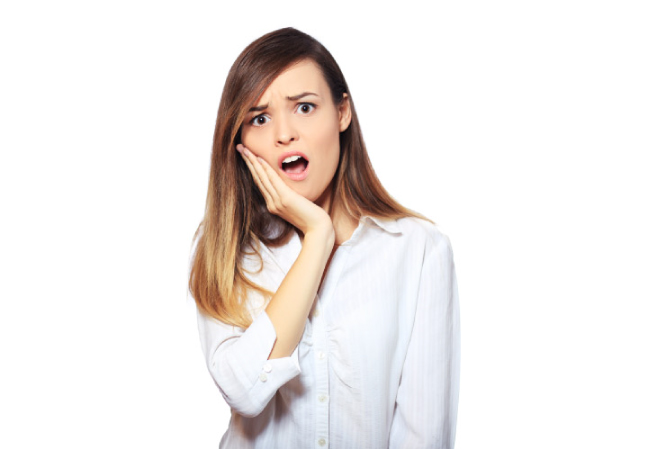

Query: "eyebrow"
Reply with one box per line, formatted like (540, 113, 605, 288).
(248, 92, 319, 112)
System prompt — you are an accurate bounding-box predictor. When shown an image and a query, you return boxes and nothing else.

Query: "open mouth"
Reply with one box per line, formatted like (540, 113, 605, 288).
(282, 155, 309, 174)
(279, 152, 310, 180)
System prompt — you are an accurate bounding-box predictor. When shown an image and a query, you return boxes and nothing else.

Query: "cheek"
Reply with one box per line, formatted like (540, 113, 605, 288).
(240, 127, 259, 149)
(241, 129, 274, 160)
(316, 125, 341, 169)
(310, 117, 340, 154)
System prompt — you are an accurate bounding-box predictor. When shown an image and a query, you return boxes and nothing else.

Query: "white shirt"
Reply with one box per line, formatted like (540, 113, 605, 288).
(197, 215, 460, 448)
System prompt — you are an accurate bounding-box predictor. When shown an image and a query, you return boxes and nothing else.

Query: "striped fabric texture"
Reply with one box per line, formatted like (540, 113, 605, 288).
(197, 216, 460, 448)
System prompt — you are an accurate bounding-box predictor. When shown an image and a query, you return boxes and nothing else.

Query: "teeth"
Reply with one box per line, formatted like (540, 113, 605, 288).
(282, 155, 302, 164)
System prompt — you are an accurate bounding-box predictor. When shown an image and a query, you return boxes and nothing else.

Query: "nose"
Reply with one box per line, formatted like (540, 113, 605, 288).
(274, 113, 298, 145)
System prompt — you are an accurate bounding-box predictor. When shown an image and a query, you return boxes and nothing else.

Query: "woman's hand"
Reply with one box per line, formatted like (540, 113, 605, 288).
(237, 144, 334, 239)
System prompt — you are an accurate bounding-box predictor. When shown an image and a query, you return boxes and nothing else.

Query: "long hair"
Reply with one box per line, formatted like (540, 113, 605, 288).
(190, 27, 431, 328)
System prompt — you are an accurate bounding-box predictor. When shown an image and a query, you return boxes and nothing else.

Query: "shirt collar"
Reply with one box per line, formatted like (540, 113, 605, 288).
(254, 216, 401, 276)
(360, 215, 402, 235)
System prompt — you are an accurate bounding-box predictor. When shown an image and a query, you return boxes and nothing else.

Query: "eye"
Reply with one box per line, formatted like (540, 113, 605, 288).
(296, 102, 316, 114)
(250, 114, 269, 127)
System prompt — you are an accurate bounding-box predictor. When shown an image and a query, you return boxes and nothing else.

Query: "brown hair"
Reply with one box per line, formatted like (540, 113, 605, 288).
(189, 27, 431, 328)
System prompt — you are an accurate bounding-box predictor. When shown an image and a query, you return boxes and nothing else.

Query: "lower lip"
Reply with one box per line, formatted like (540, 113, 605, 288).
(282, 162, 309, 181)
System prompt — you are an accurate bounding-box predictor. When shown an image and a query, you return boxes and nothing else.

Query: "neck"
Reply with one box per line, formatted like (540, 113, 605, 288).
(314, 181, 334, 215)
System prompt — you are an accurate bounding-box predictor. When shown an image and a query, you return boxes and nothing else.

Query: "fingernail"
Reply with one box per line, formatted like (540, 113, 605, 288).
(235, 144, 243, 153)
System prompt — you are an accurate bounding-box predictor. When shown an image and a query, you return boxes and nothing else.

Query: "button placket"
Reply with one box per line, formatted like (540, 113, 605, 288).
(311, 246, 352, 449)
(312, 305, 329, 448)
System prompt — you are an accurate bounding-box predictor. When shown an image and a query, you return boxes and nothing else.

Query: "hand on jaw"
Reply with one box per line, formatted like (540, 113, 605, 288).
(236, 143, 334, 241)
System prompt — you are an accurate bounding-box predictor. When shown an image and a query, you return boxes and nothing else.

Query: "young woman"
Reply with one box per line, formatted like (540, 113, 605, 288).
(189, 27, 460, 448)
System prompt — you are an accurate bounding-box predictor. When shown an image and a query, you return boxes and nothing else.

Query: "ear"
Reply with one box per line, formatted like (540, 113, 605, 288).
(338, 93, 352, 132)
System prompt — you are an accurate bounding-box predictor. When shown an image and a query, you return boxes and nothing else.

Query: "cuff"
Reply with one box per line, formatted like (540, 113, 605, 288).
(229, 310, 302, 413)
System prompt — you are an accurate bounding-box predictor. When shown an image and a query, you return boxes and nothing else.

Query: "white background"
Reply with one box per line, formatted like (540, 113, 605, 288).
(1, 1, 648, 448)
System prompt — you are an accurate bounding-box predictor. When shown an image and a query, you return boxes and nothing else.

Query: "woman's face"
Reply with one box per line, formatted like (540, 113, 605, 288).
(240, 59, 351, 207)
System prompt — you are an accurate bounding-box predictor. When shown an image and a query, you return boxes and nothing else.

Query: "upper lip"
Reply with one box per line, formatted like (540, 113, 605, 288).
(277, 151, 310, 170)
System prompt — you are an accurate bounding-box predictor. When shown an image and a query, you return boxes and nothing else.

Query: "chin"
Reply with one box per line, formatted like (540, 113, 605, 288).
(291, 184, 321, 203)
(301, 188, 322, 203)
(288, 175, 333, 206)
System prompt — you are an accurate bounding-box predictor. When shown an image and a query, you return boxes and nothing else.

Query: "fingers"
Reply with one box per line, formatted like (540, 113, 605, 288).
(237, 145, 269, 198)
(237, 144, 281, 206)
(237, 144, 289, 195)
(256, 155, 292, 197)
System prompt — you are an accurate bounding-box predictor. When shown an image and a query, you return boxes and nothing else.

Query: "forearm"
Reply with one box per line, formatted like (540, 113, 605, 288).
(265, 228, 334, 359)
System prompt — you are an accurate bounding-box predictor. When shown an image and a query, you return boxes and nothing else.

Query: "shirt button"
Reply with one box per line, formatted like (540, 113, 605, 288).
(263, 363, 273, 373)
(313, 309, 320, 317)
(259, 373, 268, 382)
(318, 394, 328, 403)
(317, 351, 326, 360)
(317, 438, 327, 446)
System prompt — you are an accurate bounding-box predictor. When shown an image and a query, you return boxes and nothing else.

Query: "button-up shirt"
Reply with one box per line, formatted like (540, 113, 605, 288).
(197, 215, 460, 448)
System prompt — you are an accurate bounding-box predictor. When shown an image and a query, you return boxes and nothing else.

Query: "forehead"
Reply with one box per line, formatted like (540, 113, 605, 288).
(257, 60, 329, 102)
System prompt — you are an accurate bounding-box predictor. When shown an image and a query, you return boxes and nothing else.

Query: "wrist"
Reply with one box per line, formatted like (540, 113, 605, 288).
(304, 225, 335, 249)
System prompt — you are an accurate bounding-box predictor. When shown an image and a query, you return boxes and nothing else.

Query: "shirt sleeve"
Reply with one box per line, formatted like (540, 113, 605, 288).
(197, 308, 302, 418)
(388, 231, 460, 449)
